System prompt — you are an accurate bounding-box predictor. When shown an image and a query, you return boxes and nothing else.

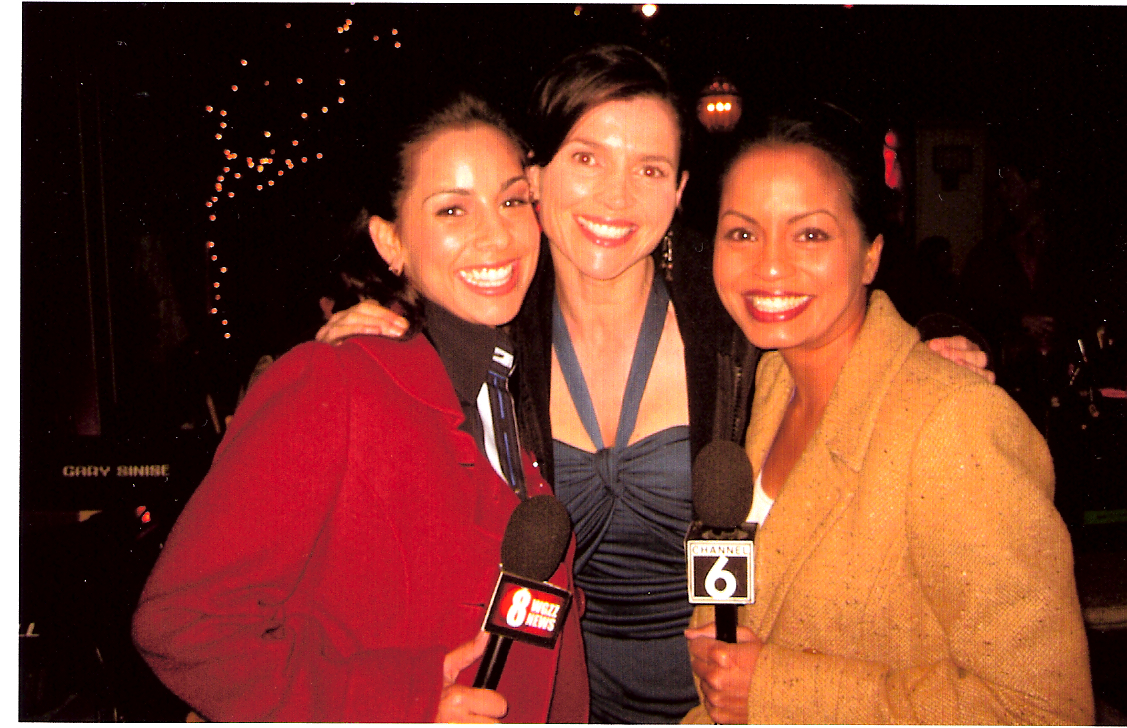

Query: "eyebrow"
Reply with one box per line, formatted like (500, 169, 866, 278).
(565, 136, 676, 167)
(718, 209, 839, 226)
(420, 175, 528, 206)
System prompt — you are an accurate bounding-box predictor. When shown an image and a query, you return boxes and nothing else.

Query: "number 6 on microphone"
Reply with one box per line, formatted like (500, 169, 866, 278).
(686, 541, 754, 605)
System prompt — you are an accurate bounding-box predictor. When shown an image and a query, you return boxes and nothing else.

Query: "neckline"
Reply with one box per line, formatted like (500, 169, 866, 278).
(552, 274, 671, 451)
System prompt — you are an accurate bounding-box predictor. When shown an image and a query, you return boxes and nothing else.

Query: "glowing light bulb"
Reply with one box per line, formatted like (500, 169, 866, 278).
(205, 105, 213, 112)
(212, 255, 217, 261)
(268, 180, 275, 186)
(220, 110, 226, 116)
(207, 241, 214, 248)
(337, 26, 343, 33)
(301, 157, 307, 163)
(338, 96, 344, 103)
(301, 112, 308, 119)
(209, 214, 216, 221)
(215, 133, 223, 139)
(392, 28, 398, 35)
(222, 319, 228, 325)
(231, 85, 238, 91)
(217, 175, 225, 181)
(316, 153, 323, 159)
(228, 192, 234, 197)
(234, 173, 241, 179)
(707, 103, 715, 112)
(215, 183, 222, 191)
(264, 80, 270, 86)
(224, 333, 231, 339)
(212, 197, 218, 202)
(264, 131, 271, 137)
(574, 6, 581, 15)
(641, 4, 657, 17)
(285, 22, 291, 28)
(247, 157, 254, 167)
(373, 35, 379, 41)
(210, 308, 217, 314)
(206, 201, 212, 207)
(257, 184, 263, 190)
(339, 79, 346, 86)
(220, 267, 228, 273)
(297, 78, 303, 84)
(223, 167, 230, 173)
(292, 140, 299, 146)
(322, 107, 328, 113)
(278, 170, 284, 176)
(257, 165, 264, 172)
(215, 294, 220, 300)
(214, 282, 220, 288)
(241, 59, 247, 66)
(394, 42, 401, 48)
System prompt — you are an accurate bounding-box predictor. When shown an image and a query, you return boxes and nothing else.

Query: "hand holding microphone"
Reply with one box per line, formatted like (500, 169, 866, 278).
(687, 440, 755, 642)
(435, 496, 572, 722)
(685, 441, 761, 723)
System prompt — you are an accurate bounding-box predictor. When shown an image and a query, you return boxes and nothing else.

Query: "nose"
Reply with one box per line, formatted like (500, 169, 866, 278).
(475, 207, 514, 250)
(753, 234, 793, 281)
(599, 163, 635, 210)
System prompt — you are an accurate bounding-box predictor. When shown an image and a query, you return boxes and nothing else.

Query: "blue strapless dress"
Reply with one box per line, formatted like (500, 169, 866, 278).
(552, 278, 698, 723)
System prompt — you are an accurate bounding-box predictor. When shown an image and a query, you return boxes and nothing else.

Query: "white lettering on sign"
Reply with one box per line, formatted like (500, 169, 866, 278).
(688, 542, 752, 557)
(523, 611, 557, 632)
(62, 464, 171, 477)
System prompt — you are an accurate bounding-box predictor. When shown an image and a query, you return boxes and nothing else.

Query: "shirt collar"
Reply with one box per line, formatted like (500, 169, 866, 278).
(423, 301, 516, 408)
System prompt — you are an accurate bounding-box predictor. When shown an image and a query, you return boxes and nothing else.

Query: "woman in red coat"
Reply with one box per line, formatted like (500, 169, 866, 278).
(131, 94, 588, 723)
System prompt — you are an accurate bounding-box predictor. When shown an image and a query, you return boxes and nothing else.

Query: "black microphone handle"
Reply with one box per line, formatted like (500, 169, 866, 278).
(472, 633, 513, 689)
(716, 604, 738, 644)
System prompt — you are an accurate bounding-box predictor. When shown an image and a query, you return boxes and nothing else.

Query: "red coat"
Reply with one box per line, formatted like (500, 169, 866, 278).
(132, 334, 588, 722)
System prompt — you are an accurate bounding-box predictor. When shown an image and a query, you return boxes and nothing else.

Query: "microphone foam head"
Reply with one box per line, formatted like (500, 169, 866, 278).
(692, 440, 754, 530)
(500, 495, 572, 582)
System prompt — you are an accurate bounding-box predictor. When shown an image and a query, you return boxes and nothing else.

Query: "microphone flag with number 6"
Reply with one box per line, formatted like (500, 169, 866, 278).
(686, 440, 755, 643)
(474, 495, 573, 690)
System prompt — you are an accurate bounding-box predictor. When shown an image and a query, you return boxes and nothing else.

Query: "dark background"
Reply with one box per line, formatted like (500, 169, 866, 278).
(19, 3, 1127, 722)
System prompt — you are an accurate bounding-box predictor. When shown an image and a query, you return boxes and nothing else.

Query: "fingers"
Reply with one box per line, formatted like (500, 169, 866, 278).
(315, 305, 409, 344)
(927, 336, 992, 378)
(442, 631, 490, 685)
(434, 684, 508, 723)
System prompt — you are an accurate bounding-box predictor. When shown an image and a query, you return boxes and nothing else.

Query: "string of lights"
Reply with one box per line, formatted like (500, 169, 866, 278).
(199, 16, 401, 344)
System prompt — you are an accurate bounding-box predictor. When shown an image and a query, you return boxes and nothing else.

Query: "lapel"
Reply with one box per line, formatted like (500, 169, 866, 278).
(747, 291, 920, 636)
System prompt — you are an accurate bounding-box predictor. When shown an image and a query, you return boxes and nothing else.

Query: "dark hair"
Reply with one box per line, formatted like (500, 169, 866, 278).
(527, 44, 689, 174)
(347, 92, 529, 333)
(721, 102, 886, 243)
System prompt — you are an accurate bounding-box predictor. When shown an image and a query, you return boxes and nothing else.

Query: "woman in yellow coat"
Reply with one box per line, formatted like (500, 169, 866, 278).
(684, 105, 1093, 724)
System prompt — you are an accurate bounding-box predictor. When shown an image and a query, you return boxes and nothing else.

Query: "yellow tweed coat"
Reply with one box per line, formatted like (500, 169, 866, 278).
(685, 291, 1092, 724)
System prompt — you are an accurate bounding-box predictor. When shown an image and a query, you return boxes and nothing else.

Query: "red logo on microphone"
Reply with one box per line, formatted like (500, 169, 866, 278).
(482, 572, 572, 649)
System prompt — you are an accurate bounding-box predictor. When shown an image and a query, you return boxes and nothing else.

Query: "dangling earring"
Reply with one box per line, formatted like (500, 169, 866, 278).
(659, 228, 674, 283)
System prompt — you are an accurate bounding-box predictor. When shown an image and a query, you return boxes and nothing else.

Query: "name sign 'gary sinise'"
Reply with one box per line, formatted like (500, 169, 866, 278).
(686, 539, 754, 605)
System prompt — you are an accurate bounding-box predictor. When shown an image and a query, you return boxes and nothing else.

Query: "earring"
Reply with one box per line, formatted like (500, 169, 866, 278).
(659, 228, 674, 283)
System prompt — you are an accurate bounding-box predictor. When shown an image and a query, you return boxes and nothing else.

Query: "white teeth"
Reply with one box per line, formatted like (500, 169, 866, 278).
(577, 216, 633, 240)
(751, 295, 811, 313)
(459, 263, 514, 288)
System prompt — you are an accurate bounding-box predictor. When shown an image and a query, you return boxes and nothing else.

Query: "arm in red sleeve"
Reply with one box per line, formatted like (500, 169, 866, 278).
(132, 343, 450, 722)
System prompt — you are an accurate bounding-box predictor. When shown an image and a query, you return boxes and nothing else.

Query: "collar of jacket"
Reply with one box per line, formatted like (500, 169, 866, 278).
(350, 333, 466, 427)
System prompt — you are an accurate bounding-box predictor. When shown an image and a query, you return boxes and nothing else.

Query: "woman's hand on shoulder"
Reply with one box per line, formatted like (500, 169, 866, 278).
(315, 300, 409, 345)
(685, 622, 762, 724)
(927, 336, 996, 384)
(434, 631, 507, 723)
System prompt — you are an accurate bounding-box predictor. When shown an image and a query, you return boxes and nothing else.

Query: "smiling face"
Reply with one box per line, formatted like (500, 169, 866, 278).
(713, 143, 883, 357)
(529, 95, 687, 282)
(372, 123, 539, 326)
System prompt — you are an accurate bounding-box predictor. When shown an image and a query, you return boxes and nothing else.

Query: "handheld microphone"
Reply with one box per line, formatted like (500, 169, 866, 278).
(474, 495, 572, 690)
(687, 441, 755, 643)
